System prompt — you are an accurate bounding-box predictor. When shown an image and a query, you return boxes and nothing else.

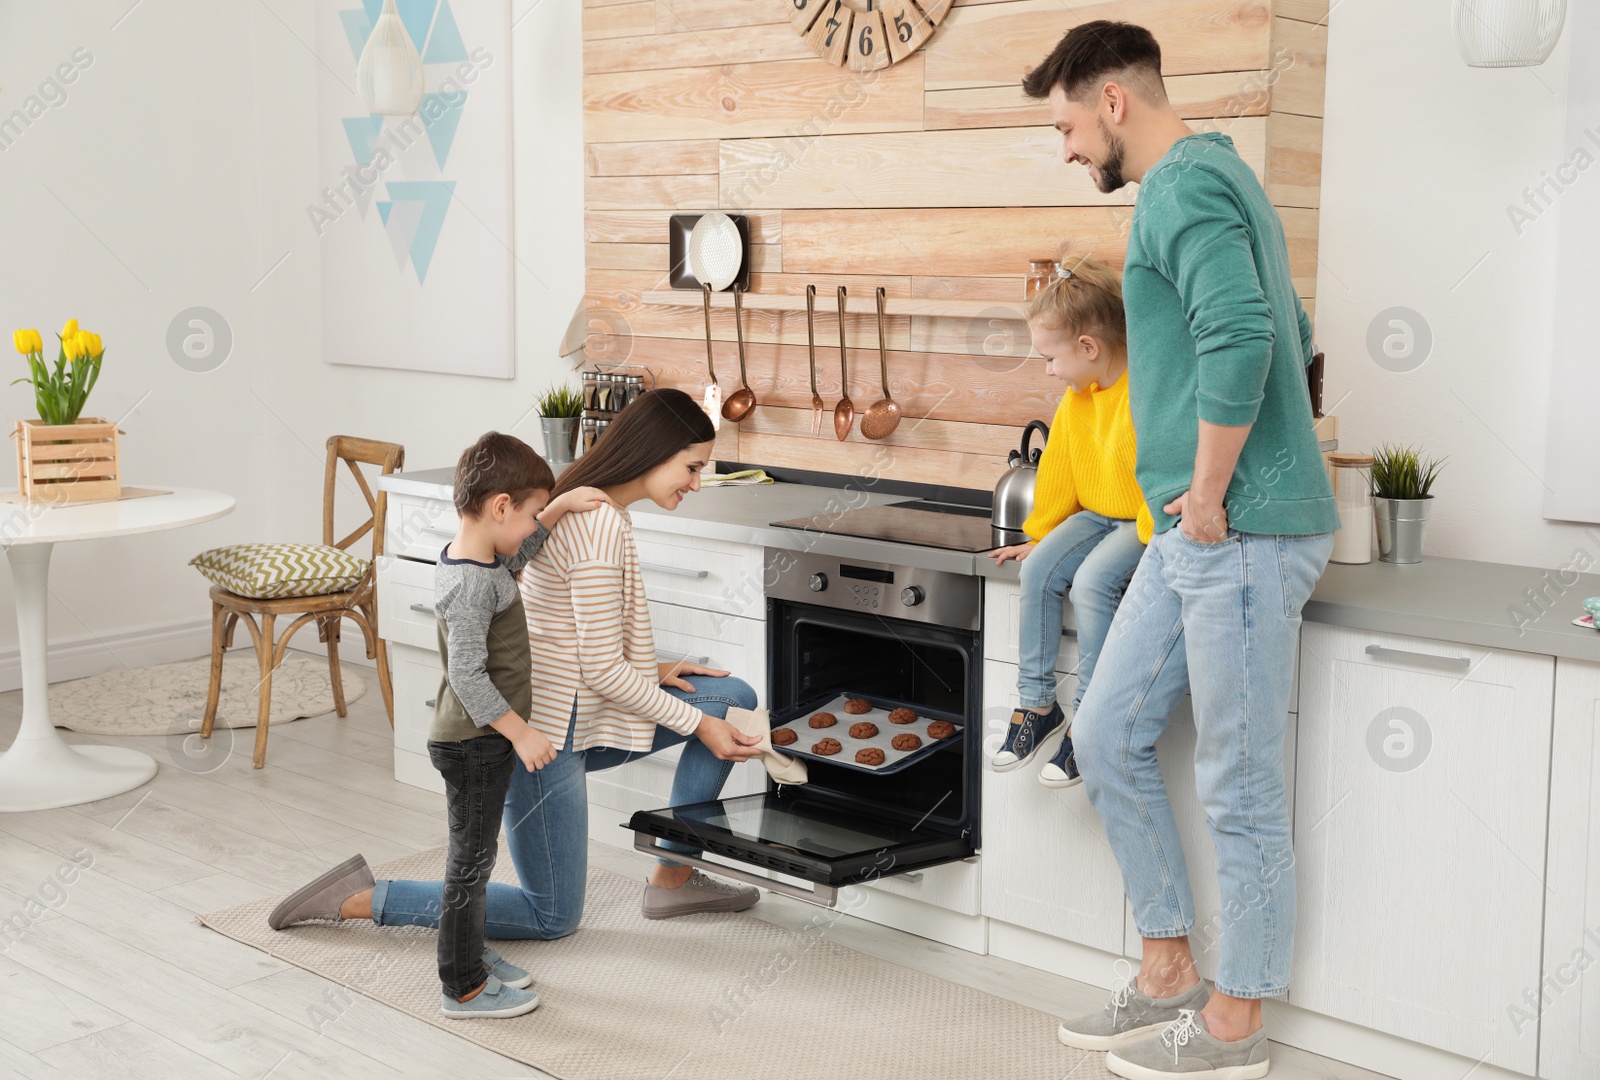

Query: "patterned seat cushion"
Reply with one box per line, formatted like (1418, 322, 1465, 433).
(190, 543, 369, 600)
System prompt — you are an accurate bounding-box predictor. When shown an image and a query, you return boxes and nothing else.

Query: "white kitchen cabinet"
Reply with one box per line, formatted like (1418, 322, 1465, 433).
(1118, 696, 1298, 988)
(1539, 657, 1600, 1080)
(634, 530, 767, 619)
(1292, 623, 1553, 1074)
(980, 658, 1127, 953)
(982, 579, 1080, 675)
(390, 642, 445, 795)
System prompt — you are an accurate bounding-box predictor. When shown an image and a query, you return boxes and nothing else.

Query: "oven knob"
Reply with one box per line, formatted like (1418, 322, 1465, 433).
(900, 585, 925, 607)
(808, 572, 828, 593)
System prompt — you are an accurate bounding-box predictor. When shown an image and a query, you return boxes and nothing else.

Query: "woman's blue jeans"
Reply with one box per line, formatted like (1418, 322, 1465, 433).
(370, 674, 759, 940)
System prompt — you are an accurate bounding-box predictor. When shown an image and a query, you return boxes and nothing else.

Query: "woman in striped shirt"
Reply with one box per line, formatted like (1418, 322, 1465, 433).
(275, 390, 767, 952)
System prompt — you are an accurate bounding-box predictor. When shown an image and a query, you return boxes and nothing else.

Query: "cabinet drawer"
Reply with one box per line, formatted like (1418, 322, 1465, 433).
(648, 601, 766, 703)
(377, 558, 442, 653)
(390, 644, 444, 756)
(982, 580, 1079, 675)
(384, 492, 459, 563)
(634, 532, 765, 618)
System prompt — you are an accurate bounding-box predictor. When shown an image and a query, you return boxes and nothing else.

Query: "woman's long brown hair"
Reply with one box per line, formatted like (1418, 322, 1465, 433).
(553, 388, 717, 497)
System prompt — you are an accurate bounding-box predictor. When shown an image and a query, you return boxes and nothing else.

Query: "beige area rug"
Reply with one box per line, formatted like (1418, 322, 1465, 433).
(49, 653, 367, 735)
(200, 847, 1108, 1080)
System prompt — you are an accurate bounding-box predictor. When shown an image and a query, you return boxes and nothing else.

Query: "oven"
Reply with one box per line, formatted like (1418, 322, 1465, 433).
(629, 548, 983, 906)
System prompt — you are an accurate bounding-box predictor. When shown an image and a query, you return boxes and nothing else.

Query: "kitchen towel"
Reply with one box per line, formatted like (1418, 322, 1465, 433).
(725, 705, 807, 785)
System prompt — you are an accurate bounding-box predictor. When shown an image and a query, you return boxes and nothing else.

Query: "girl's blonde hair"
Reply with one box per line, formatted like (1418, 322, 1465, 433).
(1024, 256, 1126, 350)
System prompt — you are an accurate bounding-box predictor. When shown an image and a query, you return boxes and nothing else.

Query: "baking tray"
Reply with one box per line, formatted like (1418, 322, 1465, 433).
(770, 691, 963, 775)
(668, 213, 752, 291)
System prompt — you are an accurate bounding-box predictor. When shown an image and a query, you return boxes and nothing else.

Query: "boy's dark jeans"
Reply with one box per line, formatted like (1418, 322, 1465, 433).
(428, 733, 516, 1000)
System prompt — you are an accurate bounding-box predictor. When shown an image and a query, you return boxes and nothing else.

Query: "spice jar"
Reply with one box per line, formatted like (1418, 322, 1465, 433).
(1025, 258, 1058, 299)
(1328, 453, 1375, 564)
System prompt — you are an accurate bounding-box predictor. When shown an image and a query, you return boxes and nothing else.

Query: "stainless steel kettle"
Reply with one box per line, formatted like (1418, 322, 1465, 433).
(992, 419, 1049, 547)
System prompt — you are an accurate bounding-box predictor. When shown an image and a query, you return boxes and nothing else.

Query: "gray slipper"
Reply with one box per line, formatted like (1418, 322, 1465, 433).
(268, 854, 374, 930)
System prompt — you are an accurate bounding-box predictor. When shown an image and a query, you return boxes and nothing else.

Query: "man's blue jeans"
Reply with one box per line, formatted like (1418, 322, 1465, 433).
(1073, 527, 1332, 998)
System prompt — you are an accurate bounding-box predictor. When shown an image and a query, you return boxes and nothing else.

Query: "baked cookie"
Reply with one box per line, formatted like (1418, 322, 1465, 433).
(843, 698, 872, 715)
(771, 727, 798, 747)
(927, 721, 957, 740)
(855, 747, 886, 766)
(849, 722, 879, 740)
(808, 712, 838, 729)
(891, 733, 922, 751)
(887, 707, 918, 724)
(812, 738, 842, 756)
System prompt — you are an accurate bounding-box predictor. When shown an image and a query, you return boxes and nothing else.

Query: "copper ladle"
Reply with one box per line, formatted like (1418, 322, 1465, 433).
(833, 285, 854, 441)
(806, 284, 824, 436)
(721, 285, 756, 423)
(859, 286, 901, 440)
(700, 283, 722, 424)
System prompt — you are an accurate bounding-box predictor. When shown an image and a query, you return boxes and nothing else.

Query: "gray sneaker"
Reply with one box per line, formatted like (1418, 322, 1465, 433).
(641, 870, 759, 920)
(440, 974, 539, 1019)
(1107, 1009, 1270, 1080)
(1058, 967, 1211, 1051)
(268, 854, 373, 930)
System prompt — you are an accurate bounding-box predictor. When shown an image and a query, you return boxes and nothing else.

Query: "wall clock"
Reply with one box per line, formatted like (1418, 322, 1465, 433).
(788, 0, 952, 71)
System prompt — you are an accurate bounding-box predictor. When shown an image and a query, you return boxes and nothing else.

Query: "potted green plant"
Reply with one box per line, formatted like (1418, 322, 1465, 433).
(1368, 444, 1446, 564)
(537, 382, 584, 464)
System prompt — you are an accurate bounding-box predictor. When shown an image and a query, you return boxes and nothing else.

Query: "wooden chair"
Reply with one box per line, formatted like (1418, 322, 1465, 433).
(201, 436, 404, 768)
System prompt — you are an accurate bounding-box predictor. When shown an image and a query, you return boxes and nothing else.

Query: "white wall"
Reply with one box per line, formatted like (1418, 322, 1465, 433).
(0, 0, 582, 680)
(1315, 0, 1588, 571)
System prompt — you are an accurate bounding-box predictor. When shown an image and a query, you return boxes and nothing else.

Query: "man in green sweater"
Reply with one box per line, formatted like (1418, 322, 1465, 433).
(1024, 21, 1336, 1078)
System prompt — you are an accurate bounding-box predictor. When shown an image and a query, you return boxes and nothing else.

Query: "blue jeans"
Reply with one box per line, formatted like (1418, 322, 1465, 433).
(1017, 509, 1147, 712)
(371, 674, 759, 940)
(1073, 527, 1332, 998)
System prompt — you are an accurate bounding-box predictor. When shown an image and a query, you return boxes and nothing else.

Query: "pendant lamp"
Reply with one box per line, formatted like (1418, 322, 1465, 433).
(1452, 0, 1567, 67)
(357, 0, 425, 115)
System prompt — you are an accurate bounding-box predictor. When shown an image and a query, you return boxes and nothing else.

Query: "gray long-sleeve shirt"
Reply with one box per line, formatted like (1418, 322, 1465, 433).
(430, 524, 549, 739)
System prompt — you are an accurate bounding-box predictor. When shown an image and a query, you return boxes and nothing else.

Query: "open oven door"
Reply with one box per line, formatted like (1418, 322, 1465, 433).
(628, 789, 975, 908)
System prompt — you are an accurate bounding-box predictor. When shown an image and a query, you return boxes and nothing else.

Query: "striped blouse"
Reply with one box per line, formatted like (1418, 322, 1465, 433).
(520, 502, 701, 752)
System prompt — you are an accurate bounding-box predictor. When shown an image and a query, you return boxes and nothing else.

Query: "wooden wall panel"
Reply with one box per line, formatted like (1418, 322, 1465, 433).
(925, 0, 1272, 90)
(583, 0, 1330, 491)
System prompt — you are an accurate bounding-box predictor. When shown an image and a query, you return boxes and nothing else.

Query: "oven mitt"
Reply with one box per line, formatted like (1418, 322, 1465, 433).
(725, 706, 808, 786)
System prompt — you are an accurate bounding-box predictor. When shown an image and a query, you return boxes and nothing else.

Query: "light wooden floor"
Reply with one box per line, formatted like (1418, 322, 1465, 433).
(0, 664, 1393, 1080)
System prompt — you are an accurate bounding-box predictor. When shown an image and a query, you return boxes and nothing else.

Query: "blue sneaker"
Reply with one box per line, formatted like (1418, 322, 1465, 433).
(483, 946, 532, 990)
(440, 974, 539, 1019)
(991, 703, 1064, 772)
(1039, 727, 1082, 788)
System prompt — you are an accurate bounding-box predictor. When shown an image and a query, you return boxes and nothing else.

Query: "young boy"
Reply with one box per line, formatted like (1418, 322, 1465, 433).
(431, 431, 606, 1019)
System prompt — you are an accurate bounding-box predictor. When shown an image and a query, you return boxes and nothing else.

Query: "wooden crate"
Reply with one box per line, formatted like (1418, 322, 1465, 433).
(14, 418, 122, 504)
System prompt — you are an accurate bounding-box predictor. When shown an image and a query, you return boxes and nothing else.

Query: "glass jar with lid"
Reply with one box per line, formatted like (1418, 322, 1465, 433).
(1328, 453, 1374, 564)
(1025, 258, 1059, 299)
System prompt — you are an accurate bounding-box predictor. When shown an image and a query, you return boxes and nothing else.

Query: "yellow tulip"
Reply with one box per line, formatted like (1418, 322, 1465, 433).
(77, 331, 102, 359)
(63, 334, 83, 362)
(13, 329, 42, 355)
(60, 318, 78, 340)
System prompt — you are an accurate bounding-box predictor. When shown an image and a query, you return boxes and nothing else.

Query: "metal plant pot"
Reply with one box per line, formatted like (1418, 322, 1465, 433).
(540, 416, 579, 465)
(1373, 496, 1433, 564)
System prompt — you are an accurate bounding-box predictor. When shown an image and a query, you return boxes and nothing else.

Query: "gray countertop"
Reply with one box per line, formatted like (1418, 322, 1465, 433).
(377, 470, 1600, 663)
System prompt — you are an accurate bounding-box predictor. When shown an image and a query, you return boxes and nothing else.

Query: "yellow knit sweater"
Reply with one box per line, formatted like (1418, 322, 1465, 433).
(1022, 371, 1154, 545)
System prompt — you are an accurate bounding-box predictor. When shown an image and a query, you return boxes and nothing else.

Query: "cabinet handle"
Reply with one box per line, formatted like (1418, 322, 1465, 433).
(658, 649, 711, 665)
(409, 603, 437, 617)
(639, 561, 709, 579)
(424, 698, 436, 709)
(422, 526, 456, 538)
(1364, 644, 1470, 673)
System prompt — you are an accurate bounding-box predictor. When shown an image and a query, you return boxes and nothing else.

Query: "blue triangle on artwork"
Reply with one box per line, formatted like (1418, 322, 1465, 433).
(423, 0, 468, 63)
(397, 0, 438, 56)
(341, 116, 385, 166)
(421, 92, 467, 168)
(384, 180, 455, 284)
(377, 201, 392, 225)
(339, 8, 373, 61)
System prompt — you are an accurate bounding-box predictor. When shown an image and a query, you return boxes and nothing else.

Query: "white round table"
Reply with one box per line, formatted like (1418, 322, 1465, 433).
(0, 487, 235, 812)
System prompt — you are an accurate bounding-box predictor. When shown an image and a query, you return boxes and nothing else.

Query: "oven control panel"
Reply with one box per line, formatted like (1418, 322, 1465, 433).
(764, 549, 981, 630)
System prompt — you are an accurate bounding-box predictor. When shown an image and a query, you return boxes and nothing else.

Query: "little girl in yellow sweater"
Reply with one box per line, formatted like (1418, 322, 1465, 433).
(990, 259, 1151, 787)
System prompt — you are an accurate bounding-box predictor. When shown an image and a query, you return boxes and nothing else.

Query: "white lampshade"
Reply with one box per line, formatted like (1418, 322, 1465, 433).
(357, 0, 425, 115)
(1452, 0, 1567, 67)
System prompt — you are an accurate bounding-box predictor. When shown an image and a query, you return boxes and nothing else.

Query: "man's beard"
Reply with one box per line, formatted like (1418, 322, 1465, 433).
(1093, 119, 1129, 193)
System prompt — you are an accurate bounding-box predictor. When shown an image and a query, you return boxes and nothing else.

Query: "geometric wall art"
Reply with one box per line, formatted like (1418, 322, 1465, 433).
(315, 0, 513, 377)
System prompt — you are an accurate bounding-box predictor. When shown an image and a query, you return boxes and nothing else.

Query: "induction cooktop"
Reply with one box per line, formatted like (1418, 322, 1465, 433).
(771, 500, 998, 553)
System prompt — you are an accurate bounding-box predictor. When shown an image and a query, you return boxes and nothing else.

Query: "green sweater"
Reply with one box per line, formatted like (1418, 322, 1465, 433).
(1123, 132, 1337, 537)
